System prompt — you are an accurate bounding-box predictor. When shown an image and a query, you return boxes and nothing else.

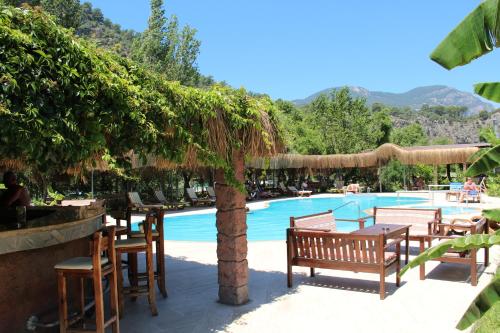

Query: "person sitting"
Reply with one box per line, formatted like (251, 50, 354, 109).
(301, 180, 308, 191)
(414, 176, 425, 191)
(0, 171, 31, 207)
(345, 183, 360, 194)
(459, 177, 478, 202)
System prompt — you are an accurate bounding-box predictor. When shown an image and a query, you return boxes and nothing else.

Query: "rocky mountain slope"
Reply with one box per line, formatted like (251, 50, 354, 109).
(294, 85, 494, 114)
(393, 115, 493, 144)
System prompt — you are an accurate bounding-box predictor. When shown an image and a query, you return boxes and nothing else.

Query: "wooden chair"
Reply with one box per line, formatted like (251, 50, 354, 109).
(115, 213, 158, 316)
(54, 227, 119, 333)
(128, 209, 167, 298)
(424, 216, 489, 286)
(186, 188, 214, 206)
(287, 228, 402, 300)
(290, 210, 365, 278)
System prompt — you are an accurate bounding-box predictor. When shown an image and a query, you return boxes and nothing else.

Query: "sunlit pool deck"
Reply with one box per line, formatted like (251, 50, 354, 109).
(113, 192, 499, 333)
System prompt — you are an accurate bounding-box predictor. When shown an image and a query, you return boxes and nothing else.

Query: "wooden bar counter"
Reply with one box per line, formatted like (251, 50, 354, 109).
(0, 202, 105, 333)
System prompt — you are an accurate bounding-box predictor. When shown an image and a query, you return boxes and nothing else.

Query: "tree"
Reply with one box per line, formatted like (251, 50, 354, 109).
(390, 123, 428, 147)
(40, 0, 81, 29)
(306, 87, 391, 154)
(132, 0, 202, 86)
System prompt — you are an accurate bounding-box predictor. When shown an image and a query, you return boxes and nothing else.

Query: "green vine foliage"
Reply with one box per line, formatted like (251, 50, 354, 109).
(0, 5, 282, 184)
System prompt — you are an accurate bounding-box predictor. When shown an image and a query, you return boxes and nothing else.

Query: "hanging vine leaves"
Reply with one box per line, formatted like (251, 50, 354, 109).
(0, 5, 282, 183)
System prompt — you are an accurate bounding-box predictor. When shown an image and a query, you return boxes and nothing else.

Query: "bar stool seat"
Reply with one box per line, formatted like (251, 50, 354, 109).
(55, 257, 109, 270)
(115, 225, 128, 235)
(129, 230, 160, 238)
(115, 238, 146, 248)
(54, 227, 119, 333)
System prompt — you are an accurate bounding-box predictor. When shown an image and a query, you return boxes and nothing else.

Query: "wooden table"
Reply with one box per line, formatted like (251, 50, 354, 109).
(351, 223, 411, 264)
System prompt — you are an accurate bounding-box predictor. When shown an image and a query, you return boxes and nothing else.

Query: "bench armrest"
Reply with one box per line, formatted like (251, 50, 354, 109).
(336, 218, 365, 229)
(384, 237, 404, 250)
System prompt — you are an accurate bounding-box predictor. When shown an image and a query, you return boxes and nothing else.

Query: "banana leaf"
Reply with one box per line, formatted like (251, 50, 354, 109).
(399, 230, 500, 276)
(482, 208, 500, 222)
(430, 0, 500, 70)
(456, 268, 500, 331)
(466, 145, 500, 177)
(474, 82, 500, 103)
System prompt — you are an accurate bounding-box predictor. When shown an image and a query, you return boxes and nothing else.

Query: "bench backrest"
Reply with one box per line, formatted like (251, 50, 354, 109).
(290, 210, 337, 231)
(373, 207, 441, 235)
(287, 229, 384, 265)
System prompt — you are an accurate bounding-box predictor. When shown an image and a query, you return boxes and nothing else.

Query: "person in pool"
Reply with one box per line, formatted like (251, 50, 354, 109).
(0, 171, 31, 207)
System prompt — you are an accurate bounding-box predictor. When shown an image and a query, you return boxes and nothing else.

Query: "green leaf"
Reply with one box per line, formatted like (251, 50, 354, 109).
(430, 0, 500, 70)
(466, 145, 500, 176)
(474, 82, 500, 103)
(482, 209, 500, 222)
(400, 230, 500, 276)
(456, 271, 500, 330)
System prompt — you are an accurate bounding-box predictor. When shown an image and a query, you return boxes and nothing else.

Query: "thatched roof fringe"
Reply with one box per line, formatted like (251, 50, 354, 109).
(246, 143, 485, 170)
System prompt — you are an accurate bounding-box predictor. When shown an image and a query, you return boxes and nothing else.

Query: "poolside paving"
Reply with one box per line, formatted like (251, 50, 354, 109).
(115, 193, 500, 333)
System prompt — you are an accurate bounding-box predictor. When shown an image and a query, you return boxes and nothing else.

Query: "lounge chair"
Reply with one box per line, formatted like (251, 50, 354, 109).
(287, 186, 312, 197)
(154, 189, 185, 210)
(127, 192, 163, 210)
(206, 186, 217, 201)
(460, 189, 481, 203)
(445, 182, 463, 201)
(278, 182, 289, 195)
(186, 188, 215, 206)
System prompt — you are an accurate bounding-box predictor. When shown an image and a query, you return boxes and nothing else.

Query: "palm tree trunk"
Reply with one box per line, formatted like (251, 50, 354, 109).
(214, 149, 248, 305)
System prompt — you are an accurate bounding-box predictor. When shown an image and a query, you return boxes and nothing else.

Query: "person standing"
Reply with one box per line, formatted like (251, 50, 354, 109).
(0, 171, 31, 207)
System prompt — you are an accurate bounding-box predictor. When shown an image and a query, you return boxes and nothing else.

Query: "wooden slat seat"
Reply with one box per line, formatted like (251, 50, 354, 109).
(287, 227, 402, 300)
(54, 257, 110, 270)
(115, 238, 147, 248)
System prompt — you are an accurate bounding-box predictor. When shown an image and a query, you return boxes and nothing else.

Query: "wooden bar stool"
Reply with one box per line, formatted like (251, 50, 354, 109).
(115, 213, 158, 316)
(54, 227, 119, 333)
(128, 208, 167, 298)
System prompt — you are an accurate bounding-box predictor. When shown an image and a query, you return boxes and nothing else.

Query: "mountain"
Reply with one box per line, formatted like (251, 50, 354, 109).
(293, 85, 495, 114)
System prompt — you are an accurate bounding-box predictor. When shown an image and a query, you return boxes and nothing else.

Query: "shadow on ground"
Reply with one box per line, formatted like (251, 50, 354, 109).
(118, 251, 490, 333)
(119, 254, 298, 333)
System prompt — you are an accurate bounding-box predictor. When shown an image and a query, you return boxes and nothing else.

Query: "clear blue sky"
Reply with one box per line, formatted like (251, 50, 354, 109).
(84, 0, 498, 101)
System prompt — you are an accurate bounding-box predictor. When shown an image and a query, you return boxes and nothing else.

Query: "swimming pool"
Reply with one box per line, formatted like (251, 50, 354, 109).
(154, 195, 479, 241)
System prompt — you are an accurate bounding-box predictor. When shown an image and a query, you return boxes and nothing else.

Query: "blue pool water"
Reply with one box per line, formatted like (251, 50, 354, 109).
(151, 195, 476, 242)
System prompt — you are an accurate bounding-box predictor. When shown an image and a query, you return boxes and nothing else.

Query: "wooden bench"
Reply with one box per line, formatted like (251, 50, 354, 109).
(286, 228, 402, 300)
(290, 210, 365, 277)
